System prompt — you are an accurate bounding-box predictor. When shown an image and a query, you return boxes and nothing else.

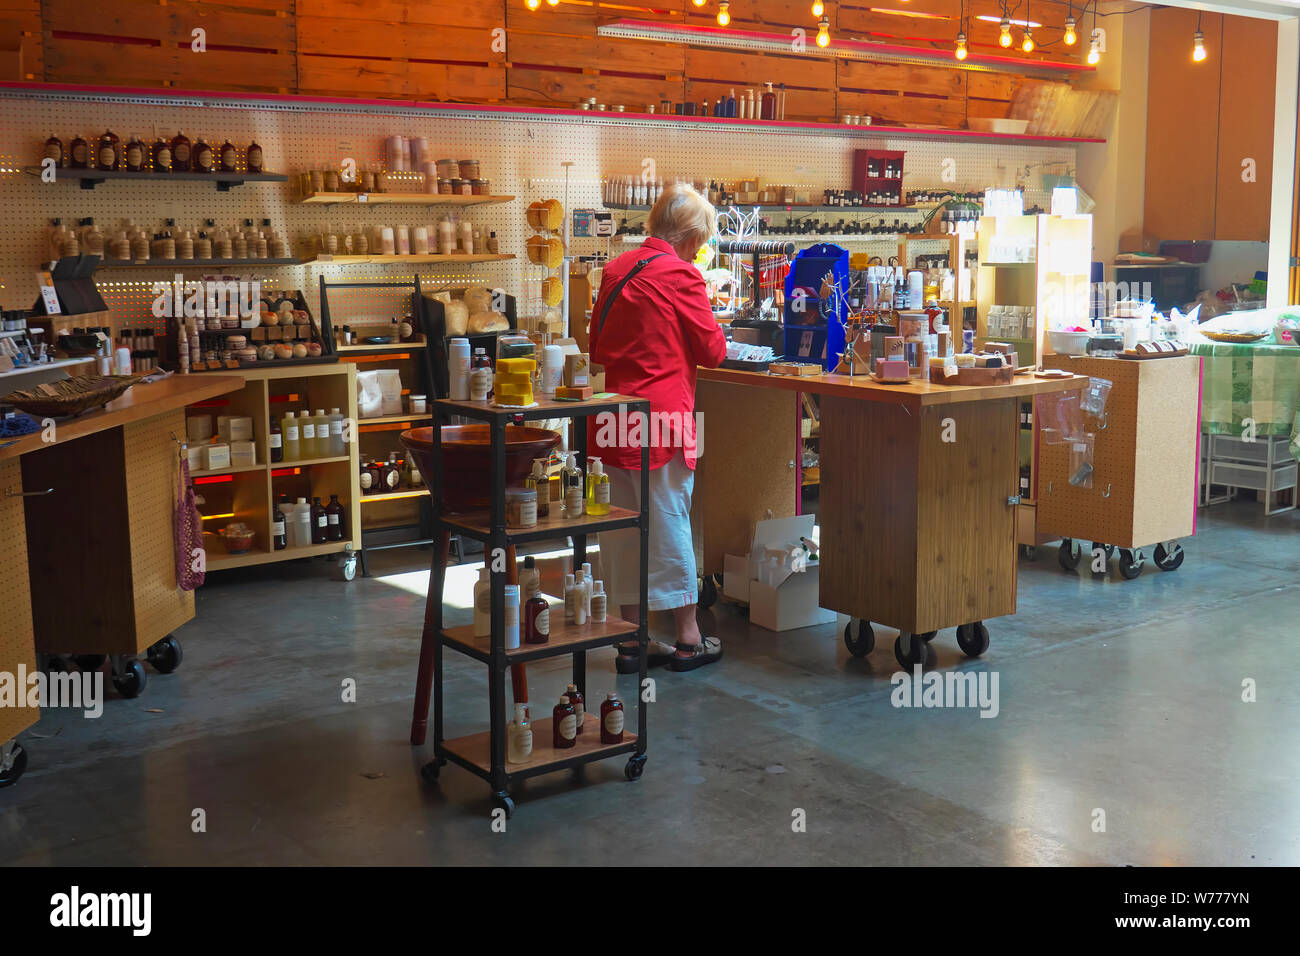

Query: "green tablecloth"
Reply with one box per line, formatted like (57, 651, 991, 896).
(1189, 340, 1300, 462)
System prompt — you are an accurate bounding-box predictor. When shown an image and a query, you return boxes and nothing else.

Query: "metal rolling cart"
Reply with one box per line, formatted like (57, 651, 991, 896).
(410, 392, 650, 818)
(1039, 354, 1201, 579)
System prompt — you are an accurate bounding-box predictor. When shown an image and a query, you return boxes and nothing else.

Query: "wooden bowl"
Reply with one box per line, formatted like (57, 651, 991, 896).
(401, 424, 561, 513)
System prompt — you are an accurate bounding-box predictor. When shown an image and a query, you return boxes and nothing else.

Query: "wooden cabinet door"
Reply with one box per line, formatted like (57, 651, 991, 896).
(1215, 16, 1277, 241)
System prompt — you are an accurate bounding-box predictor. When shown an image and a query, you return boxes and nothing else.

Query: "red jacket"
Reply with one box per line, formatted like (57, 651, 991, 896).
(588, 237, 726, 471)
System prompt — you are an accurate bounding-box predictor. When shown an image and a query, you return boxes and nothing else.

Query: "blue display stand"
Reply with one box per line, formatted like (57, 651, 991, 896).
(783, 243, 850, 369)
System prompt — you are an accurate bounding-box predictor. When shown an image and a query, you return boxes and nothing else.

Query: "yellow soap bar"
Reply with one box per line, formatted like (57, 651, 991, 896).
(496, 385, 533, 404)
(494, 371, 532, 388)
(497, 358, 536, 374)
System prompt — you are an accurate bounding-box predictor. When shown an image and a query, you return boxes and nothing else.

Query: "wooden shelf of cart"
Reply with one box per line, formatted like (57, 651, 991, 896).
(189, 363, 361, 576)
(417, 393, 651, 816)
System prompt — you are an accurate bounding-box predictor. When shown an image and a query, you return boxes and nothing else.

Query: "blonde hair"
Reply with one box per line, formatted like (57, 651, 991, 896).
(647, 183, 716, 252)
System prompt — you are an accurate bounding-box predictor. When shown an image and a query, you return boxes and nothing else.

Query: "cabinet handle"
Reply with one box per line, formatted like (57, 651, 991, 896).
(4, 486, 53, 497)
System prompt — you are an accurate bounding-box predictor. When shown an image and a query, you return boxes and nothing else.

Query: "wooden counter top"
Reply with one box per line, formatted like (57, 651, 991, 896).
(0, 374, 244, 463)
(697, 366, 1086, 408)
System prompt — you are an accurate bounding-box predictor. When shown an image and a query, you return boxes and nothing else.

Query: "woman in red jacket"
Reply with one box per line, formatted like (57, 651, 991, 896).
(589, 183, 727, 673)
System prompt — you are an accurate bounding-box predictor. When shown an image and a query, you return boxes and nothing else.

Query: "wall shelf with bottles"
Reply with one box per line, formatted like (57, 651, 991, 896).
(294, 192, 516, 207)
(307, 253, 514, 266)
(95, 257, 305, 270)
(23, 167, 289, 191)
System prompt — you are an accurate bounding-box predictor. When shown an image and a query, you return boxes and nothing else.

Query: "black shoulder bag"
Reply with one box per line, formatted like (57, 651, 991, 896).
(595, 253, 667, 336)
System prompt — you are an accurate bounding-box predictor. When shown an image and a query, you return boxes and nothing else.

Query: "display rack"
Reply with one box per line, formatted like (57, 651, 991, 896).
(23, 167, 289, 191)
(414, 393, 650, 818)
(295, 193, 516, 207)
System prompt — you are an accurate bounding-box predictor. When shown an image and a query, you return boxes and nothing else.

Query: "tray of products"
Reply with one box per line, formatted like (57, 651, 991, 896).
(1117, 341, 1189, 359)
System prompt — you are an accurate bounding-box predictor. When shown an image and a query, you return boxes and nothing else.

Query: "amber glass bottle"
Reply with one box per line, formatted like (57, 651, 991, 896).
(219, 139, 238, 173)
(96, 130, 120, 172)
(552, 696, 577, 749)
(600, 692, 625, 744)
(152, 136, 172, 173)
(170, 132, 192, 172)
(68, 134, 89, 169)
(124, 134, 146, 172)
(44, 134, 64, 167)
(193, 136, 214, 174)
(246, 140, 264, 173)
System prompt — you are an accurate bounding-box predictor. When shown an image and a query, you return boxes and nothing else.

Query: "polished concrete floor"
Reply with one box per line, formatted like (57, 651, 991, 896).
(3, 498, 1298, 866)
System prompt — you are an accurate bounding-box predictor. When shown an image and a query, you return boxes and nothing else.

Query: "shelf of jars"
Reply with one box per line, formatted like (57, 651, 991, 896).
(294, 192, 516, 207)
(305, 253, 515, 265)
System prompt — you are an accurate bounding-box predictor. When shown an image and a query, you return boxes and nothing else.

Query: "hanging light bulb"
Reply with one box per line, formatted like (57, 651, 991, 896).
(526, 0, 540, 10)
(1021, 29, 1034, 53)
(999, 18, 1013, 48)
(1064, 16, 1077, 46)
(1087, 35, 1101, 65)
(692, 0, 706, 6)
(546, 0, 560, 6)
(1192, 30, 1207, 62)
(955, 33, 968, 61)
(812, 1, 825, 16)
(817, 15, 831, 47)
(718, 1, 730, 27)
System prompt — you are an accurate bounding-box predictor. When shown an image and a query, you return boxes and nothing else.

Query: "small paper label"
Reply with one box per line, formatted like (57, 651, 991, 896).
(357, 194, 369, 203)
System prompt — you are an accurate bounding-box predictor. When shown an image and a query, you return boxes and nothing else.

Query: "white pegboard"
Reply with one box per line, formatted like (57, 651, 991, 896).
(0, 90, 1078, 329)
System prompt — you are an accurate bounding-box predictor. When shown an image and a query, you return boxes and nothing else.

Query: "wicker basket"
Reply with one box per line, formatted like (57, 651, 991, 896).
(0, 374, 143, 418)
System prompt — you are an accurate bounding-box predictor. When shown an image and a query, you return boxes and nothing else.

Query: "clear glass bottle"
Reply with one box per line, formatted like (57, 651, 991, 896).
(280, 409, 300, 462)
(327, 407, 345, 457)
(585, 456, 610, 515)
(507, 703, 532, 764)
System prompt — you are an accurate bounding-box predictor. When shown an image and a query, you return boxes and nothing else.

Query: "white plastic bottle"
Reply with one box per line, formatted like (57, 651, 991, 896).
(473, 567, 491, 637)
(507, 703, 532, 765)
(327, 408, 345, 456)
(591, 580, 607, 623)
(563, 572, 576, 623)
(291, 497, 312, 548)
(281, 410, 300, 462)
(504, 584, 521, 650)
(580, 563, 594, 619)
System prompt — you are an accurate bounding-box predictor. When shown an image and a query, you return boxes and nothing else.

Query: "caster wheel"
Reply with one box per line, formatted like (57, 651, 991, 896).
(420, 758, 445, 784)
(843, 619, 875, 657)
(1019, 545, 1038, 561)
(340, 556, 358, 582)
(919, 631, 938, 642)
(698, 575, 718, 610)
(624, 755, 647, 781)
(112, 660, 148, 699)
(1058, 538, 1082, 571)
(893, 633, 929, 669)
(146, 635, 182, 674)
(955, 621, 991, 657)
(0, 744, 28, 789)
(1094, 543, 1115, 560)
(1154, 542, 1184, 571)
(74, 654, 106, 673)
(492, 793, 515, 819)
(1117, 549, 1145, 580)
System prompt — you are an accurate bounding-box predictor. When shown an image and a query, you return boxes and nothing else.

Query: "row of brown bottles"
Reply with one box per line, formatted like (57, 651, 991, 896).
(44, 131, 263, 174)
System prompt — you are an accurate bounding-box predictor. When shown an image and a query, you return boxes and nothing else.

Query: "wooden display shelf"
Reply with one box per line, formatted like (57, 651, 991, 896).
(337, 340, 427, 353)
(443, 714, 635, 778)
(442, 506, 639, 543)
(442, 612, 637, 664)
(275, 454, 352, 468)
(191, 462, 265, 478)
(362, 488, 429, 503)
(23, 166, 288, 190)
(359, 413, 432, 426)
(205, 538, 349, 571)
(307, 253, 514, 265)
(295, 192, 515, 206)
(97, 257, 304, 269)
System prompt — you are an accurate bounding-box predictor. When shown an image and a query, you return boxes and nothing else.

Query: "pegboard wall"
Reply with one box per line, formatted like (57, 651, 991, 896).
(0, 89, 1080, 332)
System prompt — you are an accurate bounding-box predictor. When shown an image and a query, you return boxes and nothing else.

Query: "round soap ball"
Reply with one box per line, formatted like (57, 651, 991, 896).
(306, 342, 322, 357)
(258, 345, 276, 361)
(292, 343, 308, 359)
(273, 344, 294, 360)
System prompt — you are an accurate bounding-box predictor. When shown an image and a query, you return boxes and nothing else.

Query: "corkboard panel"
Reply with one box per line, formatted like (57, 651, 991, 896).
(1214, 16, 1276, 241)
(692, 378, 798, 574)
(0, 457, 38, 744)
(1130, 357, 1200, 546)
(125, 409, 195, 653)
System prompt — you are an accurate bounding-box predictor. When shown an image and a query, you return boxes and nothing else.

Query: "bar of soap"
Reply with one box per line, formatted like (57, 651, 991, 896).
(495, 371, 532, 388)
(954, 353, 976, 368)
(497, 357, 536, 373)
(876, 359, 911, 382)
(555, 385, 594, 400)
(495, 385, 533, 404)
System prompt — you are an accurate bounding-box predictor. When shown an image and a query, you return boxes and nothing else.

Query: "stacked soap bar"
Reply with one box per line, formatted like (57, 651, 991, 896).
(494, 357, 536, 406)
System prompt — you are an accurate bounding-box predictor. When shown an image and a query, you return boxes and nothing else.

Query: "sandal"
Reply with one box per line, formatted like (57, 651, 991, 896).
(615, 639, 675, 674)
(669, 636, 723, 672)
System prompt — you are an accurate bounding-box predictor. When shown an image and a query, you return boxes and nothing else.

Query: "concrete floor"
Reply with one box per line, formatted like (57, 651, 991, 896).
(3, 498, 1298, 866)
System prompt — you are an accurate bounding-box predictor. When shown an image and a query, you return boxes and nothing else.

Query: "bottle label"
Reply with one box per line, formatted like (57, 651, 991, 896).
(156, 147, 171, 167)
(286, 426, 298, 441)
(328, 514, 340, 525)
(45, 143, 61, 161)
(331, 421, 343, 436)
(571, 698, 583, 723)
(222, 147, 237, 167)
(564, 590, 575, 621)
(518, 500, 536, 526)
(360, 472, 372, 490)
(385, 470, 399, 489)
(317, 515, 327, 528)
(126, 145, 143, 168)
(512, 728, 533, 760)
(301, 424, 315, 440)
(272, 519, 285, 534)
(566, 488, 583, 516)
(595, 483, 610, 505)
(476, 588, 492, 614)
(604, 708, 625, 736)
(269, 433, 282, 449)
(72, 143, 88, 164)
(535, 607, 550, 636)
(174, 144, 190, 164)
(99, 146, 115, 167)
(558, 714, 578, 740)
(197, 149, 213, 170)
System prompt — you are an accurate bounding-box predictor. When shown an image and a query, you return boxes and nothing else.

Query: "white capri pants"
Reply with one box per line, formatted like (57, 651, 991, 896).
(599, 449, 699, 612)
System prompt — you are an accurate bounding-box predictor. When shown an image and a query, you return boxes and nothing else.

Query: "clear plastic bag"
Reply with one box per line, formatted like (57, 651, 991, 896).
(1041, 390, 1084, 444)
(1079, 377, 1112, 418)
(1069, 434, 1096, 489)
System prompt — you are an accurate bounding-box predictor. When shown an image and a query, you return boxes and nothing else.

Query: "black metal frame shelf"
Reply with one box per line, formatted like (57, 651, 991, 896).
(23, 166, 289, 191)
(418, 393, 651, 816)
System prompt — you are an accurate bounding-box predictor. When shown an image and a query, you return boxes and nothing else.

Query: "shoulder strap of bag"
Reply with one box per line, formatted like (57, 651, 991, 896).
(597, 252, 667, 336)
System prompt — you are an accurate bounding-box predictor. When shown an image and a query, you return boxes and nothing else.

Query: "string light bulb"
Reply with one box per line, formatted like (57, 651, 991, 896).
(1192, 30, 1207, 62)
(546, 0, 559, 6)
(955, 33, 968, 61)
(692, 0, 706, 6)
(526, 0, 540, 10)
(817, 15, 831, 47)
(999, 18, 1013, 48)
(718, 1, 730, 26)
(812, 1, 825, 16)
(1064, 16, 1077, 46)
(1021, 29, 1034, 53)
(1087, 35, 1101, 65)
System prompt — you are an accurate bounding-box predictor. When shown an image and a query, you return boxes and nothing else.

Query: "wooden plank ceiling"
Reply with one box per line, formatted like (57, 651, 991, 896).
(2, 0, 1085, 129)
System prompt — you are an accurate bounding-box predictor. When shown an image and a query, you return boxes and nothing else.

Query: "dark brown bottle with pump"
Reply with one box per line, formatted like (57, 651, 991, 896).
(124, 134, 146, 172)
(271, 504, 287, 551)
(68, 134, 89, 169)
(600, 692, 625, 744)
(219, 139, 238, 173)
(524, 594, 550, 645)
(44, 134, 64, 167)
(564, 682, 585, 733)
(269, 415, 283, 463)
(552, 696, 578, 750)
(193, 136, 214, 174)
(325, 494, 345, 541)
(171, 132, 192, 172)
(310, 496, 328, 544)
(96, 130, 120, 172)
(152, 136, 172, 172)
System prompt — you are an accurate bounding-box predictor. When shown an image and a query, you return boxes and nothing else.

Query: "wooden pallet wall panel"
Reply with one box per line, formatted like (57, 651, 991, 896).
(837, 59, 965, 126)
(684, 45, 836, 121)
(298, 56, 504, 102)
(0, 0, 42, 79)
(839, 0, 1081, 63)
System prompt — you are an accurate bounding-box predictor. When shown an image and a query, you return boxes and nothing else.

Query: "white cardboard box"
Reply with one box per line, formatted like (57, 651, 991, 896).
(723, 515, 833, 632)
(749, 565, 834, 632)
